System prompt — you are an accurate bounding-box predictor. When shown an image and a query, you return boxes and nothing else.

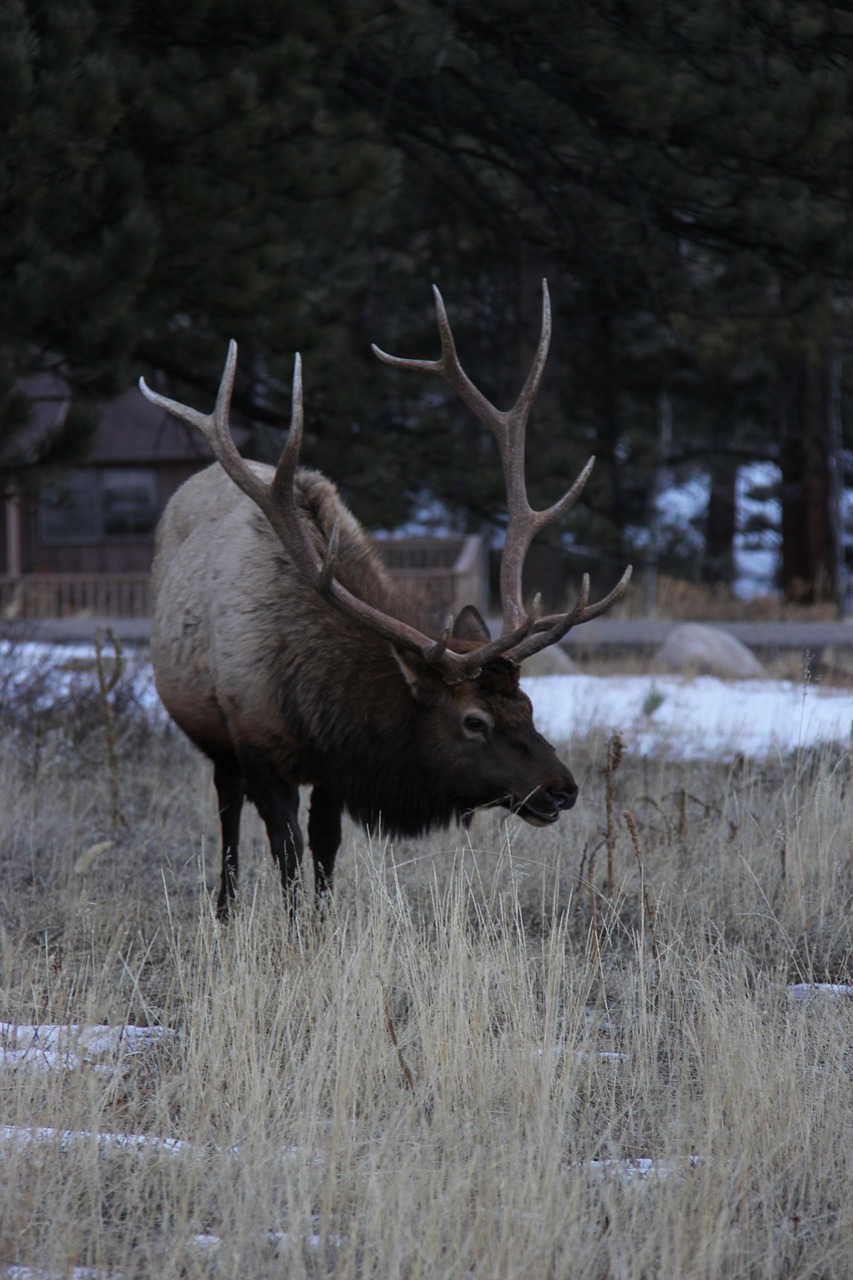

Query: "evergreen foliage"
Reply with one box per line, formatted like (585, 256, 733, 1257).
(346, 0, 853, 599)
(0, 0, 390, 486)
(3, 0, 852, 600)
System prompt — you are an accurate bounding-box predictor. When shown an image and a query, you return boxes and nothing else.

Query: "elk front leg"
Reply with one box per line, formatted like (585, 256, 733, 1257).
(308, 785, 343, 910)
(212, 752, 246, 921)
(240, 747, 304, 914)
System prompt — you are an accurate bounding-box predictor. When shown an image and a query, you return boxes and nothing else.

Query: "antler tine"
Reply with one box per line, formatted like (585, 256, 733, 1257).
(270, 353, 304, 507)
(139, 339, 236, 441)
(318, 518, 340, 592)
(210, 339, 239, 457)
(372, 284, 539, 633)
(372, 285, 501, 434)
(507, 564, 633, 665)
(426, 613, 455, 666)
(425, 594, 546, 683)
(140, 341, 270, 513)
(578, 563, 633, 623)
(371, 282, 629, 649)
(512, 279, 551, 426)
(537, 455, 595, 528)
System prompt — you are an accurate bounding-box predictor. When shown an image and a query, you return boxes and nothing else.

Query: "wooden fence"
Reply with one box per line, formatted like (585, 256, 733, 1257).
(374, 536, 486, 630)
(0, 574, 152, 620)
(0, 537, 486, 626)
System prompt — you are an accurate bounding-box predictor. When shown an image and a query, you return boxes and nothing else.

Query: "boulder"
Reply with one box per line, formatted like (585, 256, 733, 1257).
(654, 623, 765, 679)
(522, 644, 578, 676)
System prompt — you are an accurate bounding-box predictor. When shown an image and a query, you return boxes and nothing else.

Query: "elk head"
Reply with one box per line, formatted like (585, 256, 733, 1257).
(390, 606, 579, 827)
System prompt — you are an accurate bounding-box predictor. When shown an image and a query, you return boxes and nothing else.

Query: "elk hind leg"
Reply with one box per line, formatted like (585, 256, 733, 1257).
(308, 785, 343, 910)
(210, 751, 246, 921)
(239, 747, 304, 914)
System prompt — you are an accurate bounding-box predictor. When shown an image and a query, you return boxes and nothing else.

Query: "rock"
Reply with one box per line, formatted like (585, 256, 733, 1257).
(522, 644, 578, 676)
(654, 623, 765, 679)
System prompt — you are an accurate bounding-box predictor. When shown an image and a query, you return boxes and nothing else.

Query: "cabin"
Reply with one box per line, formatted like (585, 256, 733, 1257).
(0, 376, 227, 619)
(0, 380, 486, 627)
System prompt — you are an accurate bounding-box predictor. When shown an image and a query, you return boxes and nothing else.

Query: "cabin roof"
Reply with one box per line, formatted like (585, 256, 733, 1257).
(91, 387, 219, 464)
(15, 373, 250, 466)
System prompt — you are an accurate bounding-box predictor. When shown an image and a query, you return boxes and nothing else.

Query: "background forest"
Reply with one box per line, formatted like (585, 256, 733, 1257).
(2, 0, 852, 608)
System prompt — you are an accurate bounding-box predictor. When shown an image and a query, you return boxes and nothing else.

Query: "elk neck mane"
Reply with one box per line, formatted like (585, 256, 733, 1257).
(275, 468, 470, 836)
(304, 686, 466, 838)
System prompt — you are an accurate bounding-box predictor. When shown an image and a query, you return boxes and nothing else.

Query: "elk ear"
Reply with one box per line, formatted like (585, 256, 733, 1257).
(392, 647, 430, 700)
(392, 607, 491, 700)
(452, 605, 491, 644)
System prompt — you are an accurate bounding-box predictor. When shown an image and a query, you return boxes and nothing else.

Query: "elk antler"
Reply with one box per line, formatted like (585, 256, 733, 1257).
(139, 285, 630, 683)
(139, 345, 528, 683)
(372, 282, 632, 665)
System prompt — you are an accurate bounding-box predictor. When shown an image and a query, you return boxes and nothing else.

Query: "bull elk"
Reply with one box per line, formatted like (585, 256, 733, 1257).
(139, 283, 630, 919)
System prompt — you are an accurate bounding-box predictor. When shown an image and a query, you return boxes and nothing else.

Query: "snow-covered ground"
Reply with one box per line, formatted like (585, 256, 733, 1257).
(4, 641, 851, 762)
(524, 672, 852, 760)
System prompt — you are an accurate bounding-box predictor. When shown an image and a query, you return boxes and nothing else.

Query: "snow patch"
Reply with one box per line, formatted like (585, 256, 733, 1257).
(523, 673, 852, 759)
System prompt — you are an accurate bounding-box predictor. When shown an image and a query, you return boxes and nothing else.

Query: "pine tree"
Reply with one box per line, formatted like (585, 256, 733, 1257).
(0, 0, 393, 491)
(345, 0, 853, 600)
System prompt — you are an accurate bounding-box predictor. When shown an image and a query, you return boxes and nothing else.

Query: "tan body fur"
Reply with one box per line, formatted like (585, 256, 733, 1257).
(153, 463, 387, 768)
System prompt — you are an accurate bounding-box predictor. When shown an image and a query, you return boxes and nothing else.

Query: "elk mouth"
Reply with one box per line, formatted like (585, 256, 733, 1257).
(515, 797, 562, 826)
(467, 787, 575, 826)
(513, 783, 578, 826)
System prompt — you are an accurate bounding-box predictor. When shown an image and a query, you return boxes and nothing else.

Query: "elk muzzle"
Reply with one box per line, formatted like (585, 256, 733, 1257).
(515, 775, 578, 826)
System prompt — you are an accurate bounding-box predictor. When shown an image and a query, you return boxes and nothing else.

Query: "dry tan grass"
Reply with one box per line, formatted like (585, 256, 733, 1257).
(0, 675, 852, 1278)
(623, 574, 844, 623)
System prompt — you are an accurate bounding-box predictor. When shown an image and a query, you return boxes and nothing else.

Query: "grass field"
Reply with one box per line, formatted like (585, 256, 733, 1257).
(0, 656, 852, 1278)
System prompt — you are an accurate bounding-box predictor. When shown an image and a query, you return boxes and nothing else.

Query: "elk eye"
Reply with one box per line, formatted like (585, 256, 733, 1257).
(463, 713, 490, 736)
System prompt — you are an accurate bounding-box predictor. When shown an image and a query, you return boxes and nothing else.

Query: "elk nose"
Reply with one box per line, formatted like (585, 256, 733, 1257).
(548, 781, 578, 811)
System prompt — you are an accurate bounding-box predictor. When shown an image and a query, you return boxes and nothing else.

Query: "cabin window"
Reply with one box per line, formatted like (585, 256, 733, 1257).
(39, 469, 158, 543)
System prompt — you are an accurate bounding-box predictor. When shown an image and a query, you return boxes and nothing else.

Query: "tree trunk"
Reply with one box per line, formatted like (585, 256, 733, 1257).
(778, 352, 837, 605)
(701, 450, 737, 587)
(592, 310, 630, 570)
